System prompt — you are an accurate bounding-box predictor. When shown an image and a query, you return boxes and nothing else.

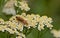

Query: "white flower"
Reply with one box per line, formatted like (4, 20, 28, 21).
(2, 0, 16, 15)
(0, 13, 53, 38)
(51, 29, 60, 38)
(3, 7, 16, 15)
(38, 16, 53, 31)
(18, 1, 30, 11)
(16, 36, 22, 38)
(16, 33, 26, 38)
(21, 13, 26, 17)
(9, 15, 24, 31)
(16, 34, 26, 38)
(0, 26, 5, 32)
(8, 21, 17, 29)
(5, 28, 15, 34)
(16, 22, 23, 31)
(0, 18, 4, 24)
(38, 25, 44, 31)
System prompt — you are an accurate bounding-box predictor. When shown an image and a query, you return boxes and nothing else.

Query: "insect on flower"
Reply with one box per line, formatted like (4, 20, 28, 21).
(16, 16, 28, 25)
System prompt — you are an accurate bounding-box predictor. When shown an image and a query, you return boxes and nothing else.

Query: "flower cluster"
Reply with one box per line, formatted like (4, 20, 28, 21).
(0, 18, 25, 38)
(3, 0, 16, 15)
(0, 13, 53, 38)
(2, 0, 30, 15)
(51, 29, 60, 38)
(15, 0, 30, 11)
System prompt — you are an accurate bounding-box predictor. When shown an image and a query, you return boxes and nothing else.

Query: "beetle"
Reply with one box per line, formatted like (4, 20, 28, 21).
(16, 16, 28, 25)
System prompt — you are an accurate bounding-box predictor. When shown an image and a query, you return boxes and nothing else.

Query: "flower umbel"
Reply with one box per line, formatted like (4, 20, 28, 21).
(0, 13, 53, 38)
(15, 0, 30, 11)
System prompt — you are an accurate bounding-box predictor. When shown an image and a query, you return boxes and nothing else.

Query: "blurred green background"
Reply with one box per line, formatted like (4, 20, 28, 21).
(0, 0, 60, 38)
